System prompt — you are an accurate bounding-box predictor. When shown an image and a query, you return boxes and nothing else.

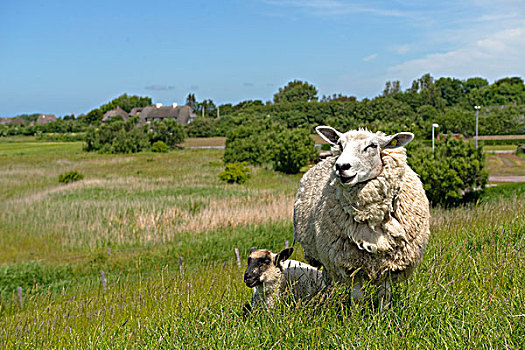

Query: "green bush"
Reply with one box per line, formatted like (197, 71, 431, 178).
(58, 170, 84, 184)
(84, 118, 185, 154)
(223, 118, 279, 166)
(273, 128, 318, 174)
(146, 119, 186, 148)
(84, 118, 149, 153)
(185, 117, 218, 137)
(152, 141, 169, 153)
(408, 137, 488, 206)
(218, 162, 252, 184)
(224, 119, 317, 174)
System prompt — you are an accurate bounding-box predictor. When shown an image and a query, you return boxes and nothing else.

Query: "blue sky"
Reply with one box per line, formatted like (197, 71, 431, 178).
(1, 0, 523, 117)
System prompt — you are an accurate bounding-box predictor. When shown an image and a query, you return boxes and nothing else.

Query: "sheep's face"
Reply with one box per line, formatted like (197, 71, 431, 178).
(316, 126, 414, 187)
(244, 248, 293, 288)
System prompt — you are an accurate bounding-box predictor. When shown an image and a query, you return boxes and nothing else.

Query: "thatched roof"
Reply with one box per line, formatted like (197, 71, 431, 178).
(129, 107, 145, 117)
(102, 106, 129, 122)
(37, 114, 57, 124)
(140, 105, 197, 125)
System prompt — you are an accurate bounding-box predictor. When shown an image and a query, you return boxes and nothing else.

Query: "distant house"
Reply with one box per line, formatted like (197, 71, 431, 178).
(36, 114, 56, 124)
(138, 103, 197, 126)
(0, 117, 24, 125)
(129, 107, 145, 117)
(102, 106, 129, 123)
(102, 103, 197, 126)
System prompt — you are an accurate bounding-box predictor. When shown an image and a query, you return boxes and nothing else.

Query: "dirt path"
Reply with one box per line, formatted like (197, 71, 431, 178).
(489, 175, 525, 183)
(484, 150, 516, 154)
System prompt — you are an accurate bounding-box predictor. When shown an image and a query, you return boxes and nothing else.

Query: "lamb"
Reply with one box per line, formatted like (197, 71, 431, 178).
(243, 247, 326, 310)
(294, 126, 430, 303)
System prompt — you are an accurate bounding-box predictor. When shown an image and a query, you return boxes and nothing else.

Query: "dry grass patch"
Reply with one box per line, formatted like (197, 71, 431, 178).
(135, 192, 293, 234)
(179, 137, 226, 148)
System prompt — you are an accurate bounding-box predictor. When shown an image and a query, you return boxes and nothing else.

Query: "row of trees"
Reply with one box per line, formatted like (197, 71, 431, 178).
(2, 74, 524, 139)
(184, 74, 524, 140)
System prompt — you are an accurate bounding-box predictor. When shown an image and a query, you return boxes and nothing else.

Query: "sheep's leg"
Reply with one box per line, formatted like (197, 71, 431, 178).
(377, 280, 392, 311)
(321, 268, 332, 287)
(351, 280, 364, 302)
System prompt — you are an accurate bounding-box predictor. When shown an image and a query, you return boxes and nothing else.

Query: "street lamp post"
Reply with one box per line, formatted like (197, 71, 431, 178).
(474, 106, 481, 148)
(432, 123, 439, 152)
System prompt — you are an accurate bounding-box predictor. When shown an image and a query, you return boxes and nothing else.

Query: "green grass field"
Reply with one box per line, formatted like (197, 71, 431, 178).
(0, 138, 524, 349)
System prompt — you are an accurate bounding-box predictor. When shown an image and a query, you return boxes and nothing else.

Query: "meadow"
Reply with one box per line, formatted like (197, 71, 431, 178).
(0, 138, 524, 349)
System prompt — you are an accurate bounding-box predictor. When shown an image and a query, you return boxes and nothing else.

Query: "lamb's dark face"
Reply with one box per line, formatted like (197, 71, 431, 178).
(316, 126, 414, 187)
(243, 248, 294, 288)
(244, 250, 274, 288)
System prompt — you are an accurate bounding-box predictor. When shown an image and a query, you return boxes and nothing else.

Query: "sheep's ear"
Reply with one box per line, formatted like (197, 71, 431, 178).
(249, 247, 257, 254)
(274, 247, 294, 266)
(380, 132, 414, 149)
(316, 126, 342, 145)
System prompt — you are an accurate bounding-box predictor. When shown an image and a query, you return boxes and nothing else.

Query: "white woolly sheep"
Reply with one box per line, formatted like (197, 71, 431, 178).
(294, 126, 430, 304)
(243, 247, 326, 310)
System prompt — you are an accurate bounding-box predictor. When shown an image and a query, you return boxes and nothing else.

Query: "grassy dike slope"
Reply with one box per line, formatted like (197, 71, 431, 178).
(0, 138, 524, 349)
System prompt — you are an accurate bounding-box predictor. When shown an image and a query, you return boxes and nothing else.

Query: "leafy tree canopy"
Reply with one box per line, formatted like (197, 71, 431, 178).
(273, 80, 318, 104)
(99, 94, 152, 114)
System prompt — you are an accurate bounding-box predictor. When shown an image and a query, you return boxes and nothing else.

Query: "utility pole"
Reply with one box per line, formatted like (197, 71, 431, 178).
(432, 123, 439, 152)
(474, 106, 481, 148)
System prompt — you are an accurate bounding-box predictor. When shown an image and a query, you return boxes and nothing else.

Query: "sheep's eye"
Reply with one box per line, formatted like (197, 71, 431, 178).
(364, 143, 377, 152)
(338, 142, 344, 152)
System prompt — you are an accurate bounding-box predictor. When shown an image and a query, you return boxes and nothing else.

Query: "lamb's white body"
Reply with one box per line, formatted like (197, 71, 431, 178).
(294, 127, 430, 299)
(251, 259, 326, 309)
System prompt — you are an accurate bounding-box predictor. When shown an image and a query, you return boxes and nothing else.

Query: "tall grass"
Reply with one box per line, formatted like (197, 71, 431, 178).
(1, 195, 523, 348)
(1, 139, 524, 348)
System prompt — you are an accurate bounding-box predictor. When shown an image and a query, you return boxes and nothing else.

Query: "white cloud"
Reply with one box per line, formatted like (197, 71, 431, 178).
(262, 0, 408, 17)
(363, 54, 378, 62)
(144, 84, 175, 91)
(395, 44, 411, 55)
(388, 27, 525, 83)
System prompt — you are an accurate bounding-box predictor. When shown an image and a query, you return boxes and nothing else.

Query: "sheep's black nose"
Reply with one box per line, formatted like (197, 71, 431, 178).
(336, 163, 351, 172)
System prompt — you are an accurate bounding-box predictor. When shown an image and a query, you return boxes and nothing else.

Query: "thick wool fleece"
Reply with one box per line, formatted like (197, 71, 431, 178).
(294, 148, 430, 284)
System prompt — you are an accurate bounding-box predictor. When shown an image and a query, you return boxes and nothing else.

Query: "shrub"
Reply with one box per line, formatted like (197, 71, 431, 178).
(218, 162, 251, 184)
(408, 137, 488, 206)
(224, 119, 317, 174)
(185, 117, 218, 137)
(58, 170, 84, 184)
(272, 128, 318, 174)
(84, 118, 149, 153)
(84, 118, 185, 154)
(146, 119, 186, 148)
(152, 141, 169, 153)
(223, 118, 280, 166)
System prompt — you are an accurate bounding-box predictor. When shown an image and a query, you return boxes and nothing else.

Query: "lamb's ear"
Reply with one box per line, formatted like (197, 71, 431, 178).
(380, 132, 414, 149)
(274, 247, 294, 267)
(249, 247, 257, 254)
(316, 126, 342, 145)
